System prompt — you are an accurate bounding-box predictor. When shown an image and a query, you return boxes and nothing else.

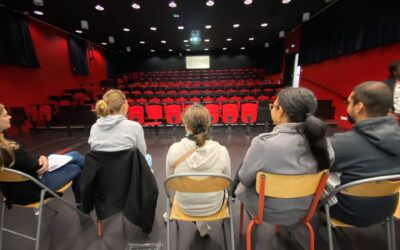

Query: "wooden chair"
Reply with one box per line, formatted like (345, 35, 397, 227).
(240, 171, 329, 250)
(321, 174, 400, 250)
(164, 173, 235, 250)
(0, 167, 84, 250)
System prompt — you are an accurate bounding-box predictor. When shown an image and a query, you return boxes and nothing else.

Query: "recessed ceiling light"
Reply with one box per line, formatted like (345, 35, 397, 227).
(205, 25, 212, 29)
(33, 0, 44, 6)
(169, 1, 177, 8)
(206, 0, 214, 6)
(150, 49, 155, 52)
(168, 49, 173, 52)
(222, 47, 227, 50)
(291, 44, 296, 48)
(95, 4, 104, 11)
(126, 46, 131, 52)
(150, 27, 157, 31)
(161, 40, 167, 44)
(249, 37, 254, 41)
(204, 48, 209, 51)
(186, 49, 191, 51)
(123, 28, 130, 32)
(261, 23, 268, 27)
(282, 0, 291, 4)
(75, 30, 83, 34)
(226, 38, 232, 41)
(183, 39, 189, 43)
(33, 10, 44, 15)
(205, 39, 210, 42)
(173, 13, 180, 18)
(178, 26, 184, 30)
(131, 2, 140, 9)
(241, 47, 246, 50)
(185, 44, 189, 47)
(139, 41, 145, 44)
(233, 24, 240, 28)
(101, 42, 107, 45)
(244, 0, 253, 4)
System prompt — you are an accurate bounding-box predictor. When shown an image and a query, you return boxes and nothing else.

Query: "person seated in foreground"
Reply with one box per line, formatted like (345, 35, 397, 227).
(236, 87, 334, 225)
(165, 104, 231, 237)
(88, 89, 152, 167)
(0, 103, 84, 208)
(328, 81, 400, 227)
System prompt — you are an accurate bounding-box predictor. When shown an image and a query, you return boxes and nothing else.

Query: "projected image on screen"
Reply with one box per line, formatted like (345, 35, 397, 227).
(185, 56, 210, 69)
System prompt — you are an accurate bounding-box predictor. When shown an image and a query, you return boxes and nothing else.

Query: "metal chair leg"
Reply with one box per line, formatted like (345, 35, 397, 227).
(229, 200, 235, 250)
(97, 220, 103, 238)
(246, 220, 256, 250)
(390, 216, 396, 250)
(324, 204, 334, 250)
(35, 190, 45, 250)
(305, 222, 315, 250)
(0, 199, 6, 250)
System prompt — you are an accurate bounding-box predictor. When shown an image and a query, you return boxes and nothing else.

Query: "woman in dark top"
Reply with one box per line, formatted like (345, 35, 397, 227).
(0, 104, 84, 207)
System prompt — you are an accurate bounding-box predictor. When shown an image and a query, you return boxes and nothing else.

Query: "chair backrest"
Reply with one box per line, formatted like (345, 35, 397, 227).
(0, 167, 29, 182)
(241, 103, 258, 123)
(204, 104, 220, 124)
(146, 105, 163, 120)
(256, 171, 326, 198)
(255, 171, 329, 223)
(164, 173, 231, 197)
(165, 104, 182, 125)
(325, 175, 400, 199)
(128, 105, 145, 124)
(222, 103, 239, 124)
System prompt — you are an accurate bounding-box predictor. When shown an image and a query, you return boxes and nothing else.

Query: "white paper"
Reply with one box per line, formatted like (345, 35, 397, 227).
(47, 154, 73, 172)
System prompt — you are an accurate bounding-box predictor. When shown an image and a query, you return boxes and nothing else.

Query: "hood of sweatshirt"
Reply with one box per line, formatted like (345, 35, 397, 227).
(178, 138, 225, 170)
(95, 115, 126, 131)
(353, 116, 400, 156)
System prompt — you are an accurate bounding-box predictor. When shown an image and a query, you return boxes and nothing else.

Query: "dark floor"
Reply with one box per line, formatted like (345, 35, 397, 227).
(1, 126, 399, 250)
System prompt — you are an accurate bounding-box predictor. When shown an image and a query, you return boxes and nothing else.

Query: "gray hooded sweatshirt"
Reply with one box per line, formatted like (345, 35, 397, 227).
(236, 123, 335, 225)
(328, 116, 400, 226)
(89, 114, 147, 155)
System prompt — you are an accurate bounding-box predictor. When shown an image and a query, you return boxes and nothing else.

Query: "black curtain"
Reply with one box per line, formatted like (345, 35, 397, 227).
(67, 36, 89, 75)
(0, 7, 40, 68)
(299, 0, 400, 66)
(265, 39, 284, 75)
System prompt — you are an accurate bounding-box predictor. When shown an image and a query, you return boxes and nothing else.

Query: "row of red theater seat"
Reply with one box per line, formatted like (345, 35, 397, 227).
(127, 101, 260, 127)
(127, 95, 276, 104)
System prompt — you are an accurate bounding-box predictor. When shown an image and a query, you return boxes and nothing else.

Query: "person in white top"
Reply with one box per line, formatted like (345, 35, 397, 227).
(88, 89, 152, 166)
(384, 60, 400, 123)
(165, 104, 231, 237)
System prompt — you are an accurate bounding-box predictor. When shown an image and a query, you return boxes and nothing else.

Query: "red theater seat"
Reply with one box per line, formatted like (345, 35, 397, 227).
(241, 103, 258, 124)
(204, 104, 220, 124)
(128, 105, 145, 124)
(222, 103, 239, 124)
(145, 104, 163, 127)
(165, 104, 182, 125)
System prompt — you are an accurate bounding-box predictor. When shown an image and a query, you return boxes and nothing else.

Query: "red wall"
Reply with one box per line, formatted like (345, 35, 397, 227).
(300, 42, 400, 128)
(0, 20, 107, 107)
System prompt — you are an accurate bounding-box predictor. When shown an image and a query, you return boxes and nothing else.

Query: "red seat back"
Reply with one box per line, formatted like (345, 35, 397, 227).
(128, 105, 144, 124)
(222, 103, 239, 124)
(204, 104, 220, 124)
(38, 105, 52, 121)
(146, 105, 163, 120)
(241, 103, 258, 123)
(165, 104, 182, 125)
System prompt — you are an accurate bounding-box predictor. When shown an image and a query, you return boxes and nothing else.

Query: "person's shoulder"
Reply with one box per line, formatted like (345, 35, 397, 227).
(121, 119, 143, 129)
(329, 130, 356, 147)
(251, 130, 280, 145)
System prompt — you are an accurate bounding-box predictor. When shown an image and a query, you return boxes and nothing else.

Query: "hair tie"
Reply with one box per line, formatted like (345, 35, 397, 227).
(194, 126, 206, 135)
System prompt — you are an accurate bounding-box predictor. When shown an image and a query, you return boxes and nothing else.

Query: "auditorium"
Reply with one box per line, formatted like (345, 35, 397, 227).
(0, 0, 400, 249)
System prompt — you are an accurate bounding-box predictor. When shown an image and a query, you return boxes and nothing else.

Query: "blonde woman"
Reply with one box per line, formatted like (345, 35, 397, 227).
(166, 104, 231, 237)
(88, 89, 151, 166)
(0, 104, 84, 207)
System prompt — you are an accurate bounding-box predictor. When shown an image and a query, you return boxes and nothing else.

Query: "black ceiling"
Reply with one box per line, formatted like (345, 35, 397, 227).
(1, 0, 333, 55)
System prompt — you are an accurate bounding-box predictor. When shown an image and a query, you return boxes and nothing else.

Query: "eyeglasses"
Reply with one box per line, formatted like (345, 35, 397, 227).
(269, 103, 278, 111)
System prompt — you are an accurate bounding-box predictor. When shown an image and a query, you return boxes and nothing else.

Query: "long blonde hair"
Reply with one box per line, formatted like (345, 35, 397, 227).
(0, 104, 15, 167)
(182, 104, 211, 147)
(95, 89, 127, 117)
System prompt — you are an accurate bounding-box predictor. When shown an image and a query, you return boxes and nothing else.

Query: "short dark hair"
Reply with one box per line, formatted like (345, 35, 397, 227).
(388, 60, 400, 78)
(352, 81, 393, 117)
